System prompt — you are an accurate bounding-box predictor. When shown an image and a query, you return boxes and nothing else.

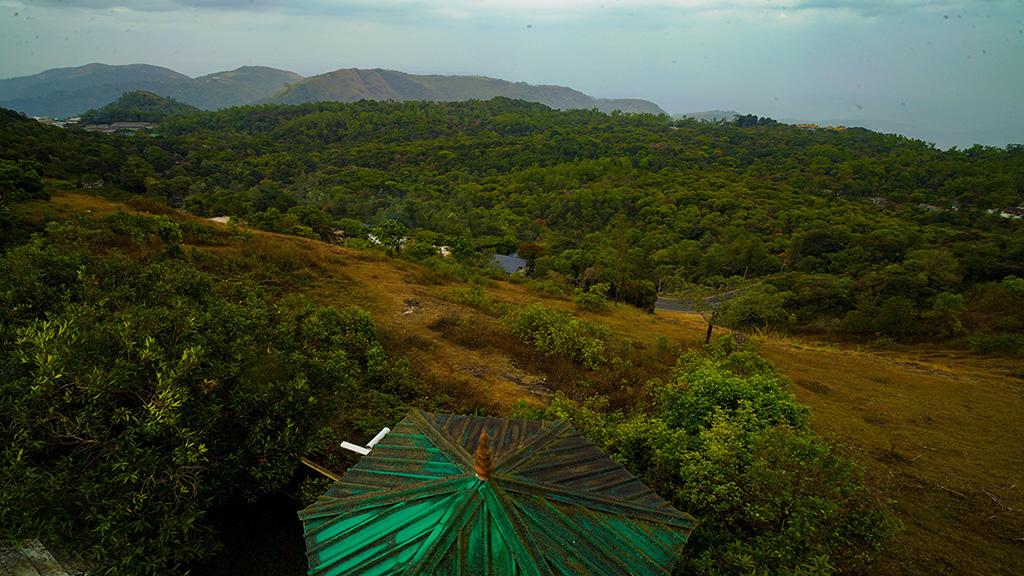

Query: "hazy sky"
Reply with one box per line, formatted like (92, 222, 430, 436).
(2, 0, 1022, 146)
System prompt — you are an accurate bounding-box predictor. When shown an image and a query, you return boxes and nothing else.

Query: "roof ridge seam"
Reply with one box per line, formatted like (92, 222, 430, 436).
(408, 409, 476, 469)
(494, 420, 572, 471)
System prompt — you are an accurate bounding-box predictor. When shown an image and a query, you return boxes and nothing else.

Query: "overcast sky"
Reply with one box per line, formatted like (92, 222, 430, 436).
(2, 0, 1022, 146)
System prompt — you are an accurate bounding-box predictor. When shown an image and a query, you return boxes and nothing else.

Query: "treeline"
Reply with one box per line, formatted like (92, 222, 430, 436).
(2, 100, 1022, 349)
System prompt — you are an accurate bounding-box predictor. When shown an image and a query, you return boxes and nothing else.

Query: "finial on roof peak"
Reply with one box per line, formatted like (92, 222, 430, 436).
(474, 430, 494, 481)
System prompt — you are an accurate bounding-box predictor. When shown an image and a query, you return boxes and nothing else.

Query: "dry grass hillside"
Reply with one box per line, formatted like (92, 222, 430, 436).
(31, 192, 1024, 575)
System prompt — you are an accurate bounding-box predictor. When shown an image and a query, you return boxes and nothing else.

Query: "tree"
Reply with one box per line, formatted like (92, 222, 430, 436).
(517, 241, 544, 275)
(0, 158, 46, 210)
(610, 214, 630, 302)
(574, 282, 610, 311)
(335, 217, 368, 238)
(718, 283, 793, 329)
(371, 219, 407, 256)
(930, 291, 965, 335)
(674, 282, 734, 345)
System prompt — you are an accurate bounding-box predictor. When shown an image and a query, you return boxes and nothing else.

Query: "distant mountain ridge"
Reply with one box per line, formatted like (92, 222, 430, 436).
(0, 63, 303, 117)
(269, 68, 666, 114)
(0, 63, 666, 117)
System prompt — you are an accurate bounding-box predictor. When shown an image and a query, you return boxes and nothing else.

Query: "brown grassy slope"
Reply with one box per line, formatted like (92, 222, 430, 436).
(755, 338, 1024, 576)
(41, 192, 1024, 575)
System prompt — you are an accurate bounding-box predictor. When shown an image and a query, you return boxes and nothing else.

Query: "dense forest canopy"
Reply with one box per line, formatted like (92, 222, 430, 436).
(2, 99, 1023, 350)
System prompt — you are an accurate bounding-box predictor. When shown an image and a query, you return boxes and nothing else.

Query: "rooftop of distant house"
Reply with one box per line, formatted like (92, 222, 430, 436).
(491, 252, 527, 274)
(81, 121, 154, 133)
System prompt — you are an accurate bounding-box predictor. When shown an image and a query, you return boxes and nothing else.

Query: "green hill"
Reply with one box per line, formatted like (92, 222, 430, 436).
(269, 68, 666, 114)
(81, 90, 199, 123)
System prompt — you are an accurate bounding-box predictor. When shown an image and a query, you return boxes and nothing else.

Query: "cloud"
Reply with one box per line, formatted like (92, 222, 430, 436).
(12, 1, 441, 25)
(17, 1, 418, 15)
(788, 0, 955, 16)
(12, 0, 1020, 33)
(17, 0, 972, 18)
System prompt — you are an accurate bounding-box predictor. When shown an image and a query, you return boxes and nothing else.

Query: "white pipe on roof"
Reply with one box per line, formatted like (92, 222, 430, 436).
(367, 427, 391, 448)
(339, 441, 370, 455)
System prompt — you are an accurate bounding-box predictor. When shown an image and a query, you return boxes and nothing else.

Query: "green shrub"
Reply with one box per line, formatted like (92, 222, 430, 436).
(179, 219, 222, 245)
(1001, 275, 1024, 298)
(451, 284, 504, 315)
(718, 284, 793, 329)
(969, 333, 1024, 355)
(503, 303, 608, 369)
(525, 276, 570, 297)
(574, 282, 610, 311)
(0, 158, 47, 209)
(659, 342, 808, 435)
(370, 219, 407, 255)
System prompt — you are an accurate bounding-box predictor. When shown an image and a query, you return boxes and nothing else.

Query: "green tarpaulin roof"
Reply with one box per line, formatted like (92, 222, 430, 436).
(299, 409, 696, 575)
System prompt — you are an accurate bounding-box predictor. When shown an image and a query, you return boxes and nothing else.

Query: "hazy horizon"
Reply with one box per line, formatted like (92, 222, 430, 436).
(2, 0, 1022, 147)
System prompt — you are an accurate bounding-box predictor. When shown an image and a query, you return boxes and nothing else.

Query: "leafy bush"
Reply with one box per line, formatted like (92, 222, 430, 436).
(969, 333, 1024, 355)
(451, 284, 505, 316)
(179, 219, 224, 245)
(718, 284, 793, 329)
(574, 282, 610, 311)
(0, 158, 47, 211)
(524, 337, 897, 576)
(659, 342, 808, 435)
(1001, 275, 1024, 298)
(370, 219, 407, 255)
(503, 303, 608, 369)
